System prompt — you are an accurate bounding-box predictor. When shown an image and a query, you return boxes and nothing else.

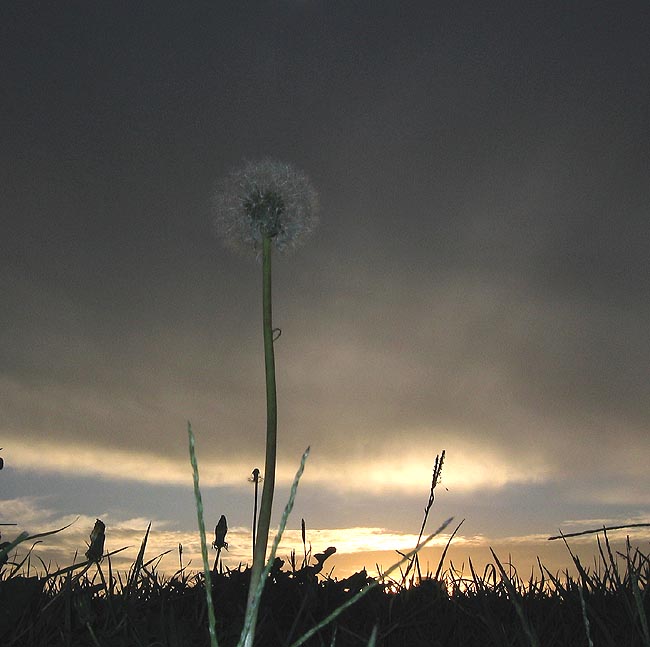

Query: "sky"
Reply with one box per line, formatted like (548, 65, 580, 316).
(2, 1, 649, 581)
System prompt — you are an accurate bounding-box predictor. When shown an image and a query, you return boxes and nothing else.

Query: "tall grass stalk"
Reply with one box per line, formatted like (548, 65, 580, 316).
(188, 422, 219, 647)
(401, 450, 445, 585)
(249, 468, 262, 560)
(239, 446, 310, 647)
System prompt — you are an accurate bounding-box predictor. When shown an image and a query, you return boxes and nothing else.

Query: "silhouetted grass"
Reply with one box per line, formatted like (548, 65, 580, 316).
(1, 527, 648, 647)
(2, 446, 648, 646)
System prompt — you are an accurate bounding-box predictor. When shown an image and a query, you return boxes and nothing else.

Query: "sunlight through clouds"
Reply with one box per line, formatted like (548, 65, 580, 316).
(1, 497, 448, 577)
(3, 496, 648, 582)
(9, 438, 244, 488)
(8, 435, 552, 495)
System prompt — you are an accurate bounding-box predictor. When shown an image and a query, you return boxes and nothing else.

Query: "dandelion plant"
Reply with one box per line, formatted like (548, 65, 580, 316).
(213, 158, 319, 641)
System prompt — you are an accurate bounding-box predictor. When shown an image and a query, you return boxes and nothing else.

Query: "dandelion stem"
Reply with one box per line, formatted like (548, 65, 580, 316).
(245, 234, 278, 640)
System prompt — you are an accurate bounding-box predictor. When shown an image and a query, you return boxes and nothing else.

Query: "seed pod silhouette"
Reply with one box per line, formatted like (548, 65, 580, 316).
(311, 546, 337, 574)
(85, 519, 105, 562)
(213, 515, 228, 551)
(212, 514, 228, 573)
(0, 540, 10, 568)
(248, 469, 262, 558)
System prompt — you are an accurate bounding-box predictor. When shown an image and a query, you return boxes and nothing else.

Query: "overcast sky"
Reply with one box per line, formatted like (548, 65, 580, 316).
(2, 1, 649, 578)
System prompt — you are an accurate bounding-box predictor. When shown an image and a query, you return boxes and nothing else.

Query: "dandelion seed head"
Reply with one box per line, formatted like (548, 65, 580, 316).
(212, 158, 319, 257)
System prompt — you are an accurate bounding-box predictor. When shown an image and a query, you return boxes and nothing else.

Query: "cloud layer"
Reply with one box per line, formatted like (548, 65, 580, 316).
(2, 1, 649, 580)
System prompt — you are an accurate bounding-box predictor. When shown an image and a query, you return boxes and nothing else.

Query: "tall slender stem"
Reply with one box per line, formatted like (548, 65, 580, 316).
(251, 468, 260, 561)
(244, 234, 277, 643)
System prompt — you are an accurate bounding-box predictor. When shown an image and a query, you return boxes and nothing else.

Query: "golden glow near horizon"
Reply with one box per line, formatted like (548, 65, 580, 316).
(7, 435, 552, 494)
(3, 496, 648, 582)
(0, 496, 448, 576)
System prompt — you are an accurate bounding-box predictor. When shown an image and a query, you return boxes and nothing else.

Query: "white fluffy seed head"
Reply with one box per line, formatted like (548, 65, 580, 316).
(212, 159, 319, 257)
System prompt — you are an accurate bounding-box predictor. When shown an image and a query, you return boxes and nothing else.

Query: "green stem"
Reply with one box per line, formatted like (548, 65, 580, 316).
(244, 234, 278, 644)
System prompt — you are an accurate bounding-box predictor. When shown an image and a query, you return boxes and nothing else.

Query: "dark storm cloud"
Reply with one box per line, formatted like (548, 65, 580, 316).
(2, 1, 649, 496)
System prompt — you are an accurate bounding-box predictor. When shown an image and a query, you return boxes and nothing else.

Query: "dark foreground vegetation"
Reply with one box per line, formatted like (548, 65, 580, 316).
(1, 534, 648, 647)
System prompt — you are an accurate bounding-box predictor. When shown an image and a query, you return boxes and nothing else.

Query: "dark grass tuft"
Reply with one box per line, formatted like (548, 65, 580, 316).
(1, 540, 648, 647)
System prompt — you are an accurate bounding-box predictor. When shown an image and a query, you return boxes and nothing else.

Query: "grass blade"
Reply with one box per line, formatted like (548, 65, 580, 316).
(239, 446, 311, 647)
(188, 421, 219, 647)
